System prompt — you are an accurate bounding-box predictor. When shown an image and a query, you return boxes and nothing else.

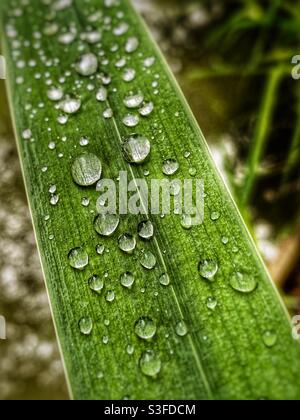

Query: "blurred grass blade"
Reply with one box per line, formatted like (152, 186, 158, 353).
(1, 0, 300, 400)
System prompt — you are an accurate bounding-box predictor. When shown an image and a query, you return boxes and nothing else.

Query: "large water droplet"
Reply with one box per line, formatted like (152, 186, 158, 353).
(122, 114, 139, 127)
(88, 274, 104, 294)
(175, 321, 188, 337)
(71, 154, 102, 186)
(230, 272, 258, 294)
(135, 317, 157, 340)
(120, 272, 135, 289)
(139, 102, 154, 117)
(68, 247, 89, 270)
(262, 330, 277, 348)
(138, 220, 154, 240)
(198, 259, 218, 281)
(122, 134, 151, 164)
(78, 316, 93, 335)
(139, 350, 161, 378)
(125, 37, 139, 53)
(118, 233, 136, 254)
(162, 159, 179, 176)
(140, 250, 157, 270)
(75, 53, 98, 76)
(94, 214, 120, 236)
(124, 93, 144, 109)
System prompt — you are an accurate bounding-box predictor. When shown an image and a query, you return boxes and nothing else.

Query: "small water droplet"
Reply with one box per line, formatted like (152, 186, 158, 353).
(134, 317, 156, 340)
(75, 53, 98, 76)
(96, 86, 108, 102)
(123, 68, 136, 82)
(88, 274, 104, 294)
(175, 320, 188, 337)
(159, 273, 170, 286)
(206, 296, 218, 311)
(96, 244, 105, 255)
(124, 93, 144, 109)
(198, 259, 219, 281)
(118, 233, 136, 254)
(103, 108, 113, 119)
(144, 57, 156, 68)
(138, 220, 154, 240)
(22, 129, 32, 140)
(106, 290, 115, 302)
(79, 137, 89, 147)
(47, 87, 63, 101)
(221, 236, 229, 245)
(68, 247, 89, 270)
(81, 197, 90, 207)
(78, 316, 93, 335)
(120, 271, 135, 288)
(211, 211, 220, 221)
(262, 330, 277, 348)
(94, 214, 120, 236)
(71, 153, 102, 186)
(50, 195, 59, 206)
(181, 214, 193, 230)
(122, 133, 151, 164)
(125, 37, 139, 53)
(102, 335, 109, 344)
(126, 344, 135, 355)
(140, 250, 156, 270)
(122, 114, 139, 127)
(48, 141, 56, 150)
(162, 159, 179, 176)
(230, 272, 258, 294)
(189, 167, 197, 177)
(49, 184, 57, 194)
(139, 350, 161, 378)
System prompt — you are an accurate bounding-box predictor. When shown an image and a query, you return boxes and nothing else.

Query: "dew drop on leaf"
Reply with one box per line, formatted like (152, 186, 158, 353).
(122, 114, 139, 127)
(118, 233, 136, 254)
(125, 37, 139, 53)
(103, 108, 113, 119)
(94, 214, 120, 237)
(206, 296, 218, 311)
(78, 316, 93, 336)
(75, 53, 98, 76)
(162, 159, 179, 176)
(96, 86, 108, 102)
(122, 68, 136, 82)
(88, 275, 104, 294)
(139, 350, 161, 378)
(68, 247, 89, 270)
(59, 96, 81, 114)
(140, 250, 157, 270)
(262, 330, 278, 348)
(134, 317, 157, 340)
(96, 244, 105, 255)
(175, 320, 188, 337)
(124, 93, 144, 109)
(138, 220, 154, 240)
(139, 102, 154, 117)
(71, 153, 102, 186)
(230, 272, 258, 294)
(181, 214, 193, 230)
(159, 273, 170, 286)
(47, 87, 63, 101)
(120, 271, 135, 288)
(211, 211, 221, 221)
(198, 259, 219, 281)
(106, 290, 115, 302)
(122, 133, 151, 164)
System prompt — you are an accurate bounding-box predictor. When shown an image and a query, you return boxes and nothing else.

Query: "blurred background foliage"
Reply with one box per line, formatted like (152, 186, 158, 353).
(0, 0, 300, 399)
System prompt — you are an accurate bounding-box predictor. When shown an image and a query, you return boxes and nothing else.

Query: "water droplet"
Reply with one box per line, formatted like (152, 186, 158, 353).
(102, 335, 109, 344)
(22, 129, 32, 140)
(58, 32, 76, 45)
(88, 274, 104, 294)
(68, 247, 89, 270)
(75, 53, 98, 76)
(126, 344, 135, 355)
(125, 37, 139, 53)
(122, 133, 151, 164)
(71, 154, 102, 186)
(47, 87, 63, 102)
(78, 317, 93, 336)
(159, 273, 170, 286)
(175, 320, 188, 337)
(83, 30, 102, 44)
(181, 214, 193, 230)
(140, 250, 157, 270)
(134, 317, 156, 340)
(118, 233, 136, 254)
(198, 259, 219, 281)
(57, 115, 69, 125)
(48, 141, 56, 150)
(139, 102, 154, 117)
(122, 114, 139, 127)
(144, 57, 156, 68)
(124, 93, 144, 109)
(96, 86, 108, 102)
(138, 220, 154, 240)
(139, 350, 161, 378)
(49, 184, 57, 194)
(206, 297, 218, 311)
(59, 96, 81, 114)
(96, 244, 105, 255)
(211, 211, 220, 221)
(262, 330, 277, 348)
(50, 195, 59, 206)
(103, 108, 113, 119)
(79, 137, 89, 147)
(189, 167, 197, 177)
(162, 159, 179, 176)
(230, 272, 258, 294)
(123, 68, 136, 82)
(221, 236, 229, 245)
(113, 22, 129, 36)
(94, 214, 120, 236)
(120, 272, 135, 288)
(81, 197, 90, 207)
(106, 290, 115, 302)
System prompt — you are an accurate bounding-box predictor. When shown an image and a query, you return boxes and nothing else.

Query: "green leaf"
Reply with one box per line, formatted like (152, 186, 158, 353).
(1, 0, 300, 400)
